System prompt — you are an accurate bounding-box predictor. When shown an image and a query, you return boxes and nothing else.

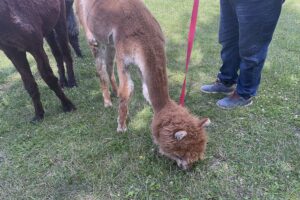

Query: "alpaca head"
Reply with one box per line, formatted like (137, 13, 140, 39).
(151, 101, 210, 170)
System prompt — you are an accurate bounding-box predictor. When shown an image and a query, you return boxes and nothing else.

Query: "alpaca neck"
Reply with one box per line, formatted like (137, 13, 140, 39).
(143, 48, 171, 113)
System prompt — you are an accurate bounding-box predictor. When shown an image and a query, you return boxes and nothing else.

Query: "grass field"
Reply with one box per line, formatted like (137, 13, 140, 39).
(0, 0, 299, 199)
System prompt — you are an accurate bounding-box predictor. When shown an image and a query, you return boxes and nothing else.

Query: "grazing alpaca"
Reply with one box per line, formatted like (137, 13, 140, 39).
(75, 0, 210, 169)
(0, 0, 76, 121)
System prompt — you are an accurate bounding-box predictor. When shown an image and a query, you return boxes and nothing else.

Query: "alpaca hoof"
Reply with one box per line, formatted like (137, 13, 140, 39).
(66, 80, 78, 88)
(104, 101, 113, 108)
(30, 115, 44, 123)
(59, 79, 68, 88)
(62, 102, 76, 112)
(117, 125, 127, 133)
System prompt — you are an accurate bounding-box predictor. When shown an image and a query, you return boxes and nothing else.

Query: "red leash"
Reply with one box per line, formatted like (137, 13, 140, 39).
(179, 0, 200, 106)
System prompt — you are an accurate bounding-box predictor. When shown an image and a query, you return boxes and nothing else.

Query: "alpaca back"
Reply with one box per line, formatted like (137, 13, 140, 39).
(0, 0, 61, 49)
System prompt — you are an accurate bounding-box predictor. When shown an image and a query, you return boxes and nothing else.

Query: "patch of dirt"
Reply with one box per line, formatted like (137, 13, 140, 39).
(0, 82, 13, 92)
(209, 150, 227, 170)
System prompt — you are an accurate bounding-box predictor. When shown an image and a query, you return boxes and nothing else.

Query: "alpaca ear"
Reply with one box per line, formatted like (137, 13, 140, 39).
(199, 118, 211, 128)
(175, 131, 187, 140)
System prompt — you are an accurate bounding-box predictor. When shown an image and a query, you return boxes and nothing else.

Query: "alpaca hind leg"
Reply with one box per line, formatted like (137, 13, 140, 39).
(54, 9, 77, 87)
(93, 45, 112, 107)
(46, 30, 68, 87)
(31, 45, 76, 112)
(116, 57, 134, 132)
(105, 39, 118, 97)
(69, 34, 83, 58)
(66, 2, 83, 57)
(4, 48, 44, 121)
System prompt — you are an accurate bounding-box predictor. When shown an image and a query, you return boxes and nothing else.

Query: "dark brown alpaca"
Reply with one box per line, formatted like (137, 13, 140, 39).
(75, 0, 210, 169)
(0, 0, 76, 121)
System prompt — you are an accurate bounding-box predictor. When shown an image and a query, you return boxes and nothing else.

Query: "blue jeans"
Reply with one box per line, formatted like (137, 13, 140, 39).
(217, 0, 282, 99)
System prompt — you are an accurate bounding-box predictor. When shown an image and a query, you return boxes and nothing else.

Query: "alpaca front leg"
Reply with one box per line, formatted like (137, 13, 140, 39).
(117, 98, 128, 132)
(92, 46, 112, 107)
(4, 49, 45, 121)
(97, 67, 112, 107)
(116, 58, 134, 132)
(32, 46, 75, 113)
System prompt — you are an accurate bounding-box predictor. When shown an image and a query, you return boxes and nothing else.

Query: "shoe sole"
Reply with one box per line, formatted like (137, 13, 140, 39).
(200, 88, 234, 95)
(216, 100, 253, 110)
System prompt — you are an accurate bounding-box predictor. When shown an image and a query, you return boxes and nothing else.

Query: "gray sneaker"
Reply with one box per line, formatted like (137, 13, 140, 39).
(217, 91, 253, 109)
(200, 80, 235, 95)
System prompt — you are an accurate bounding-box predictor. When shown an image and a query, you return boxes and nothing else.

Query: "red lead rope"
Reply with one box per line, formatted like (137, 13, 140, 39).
(179, 0, 200, 106)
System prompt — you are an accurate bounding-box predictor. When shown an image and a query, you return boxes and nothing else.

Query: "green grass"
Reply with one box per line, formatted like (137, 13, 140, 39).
(0, 0, 299, 199)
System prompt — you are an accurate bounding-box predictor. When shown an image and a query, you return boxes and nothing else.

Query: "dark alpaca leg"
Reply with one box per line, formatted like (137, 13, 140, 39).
(46, 30, 68, 87)
(31, 45, 76, 112)
(65, 0, 82, 58)
(55, 25, 77, 87)
(54, 14, 77, 87)
(69, 34, 83, 58)
(4, 48, 44, 122)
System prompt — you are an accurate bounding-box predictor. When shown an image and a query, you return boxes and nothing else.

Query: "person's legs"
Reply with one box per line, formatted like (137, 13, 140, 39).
(201, 0, 239, 94)
(217, 0, 240, 86)
(217, 0, 282, 109)
(236, 0, 282, 99)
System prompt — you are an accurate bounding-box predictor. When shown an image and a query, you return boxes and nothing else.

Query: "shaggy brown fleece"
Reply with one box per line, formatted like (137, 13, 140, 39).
(152, 101, 208, 169)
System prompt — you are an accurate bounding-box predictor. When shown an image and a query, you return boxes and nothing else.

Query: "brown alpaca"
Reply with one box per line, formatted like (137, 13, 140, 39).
(75, 0, 210, 169)
(0, 0, 76, 121)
